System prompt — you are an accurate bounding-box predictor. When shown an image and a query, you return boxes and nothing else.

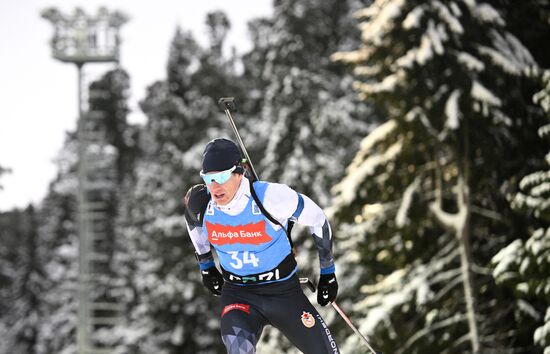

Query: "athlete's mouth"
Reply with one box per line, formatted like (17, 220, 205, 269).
(214, 192, 225, 200)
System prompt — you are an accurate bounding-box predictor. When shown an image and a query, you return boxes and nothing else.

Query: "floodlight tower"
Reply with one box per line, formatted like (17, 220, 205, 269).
(42, 7, 128, 354)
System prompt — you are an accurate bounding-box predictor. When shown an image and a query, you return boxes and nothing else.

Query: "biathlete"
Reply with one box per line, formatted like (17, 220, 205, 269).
(184, 138, 340, 354)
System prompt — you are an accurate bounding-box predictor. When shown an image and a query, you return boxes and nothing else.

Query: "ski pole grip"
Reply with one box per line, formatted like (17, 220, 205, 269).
(218, 97, 236, 112)
(299, 278, 316, 293)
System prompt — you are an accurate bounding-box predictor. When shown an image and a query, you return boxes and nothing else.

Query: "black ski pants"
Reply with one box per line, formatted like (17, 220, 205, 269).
(219, 274, 339, 354)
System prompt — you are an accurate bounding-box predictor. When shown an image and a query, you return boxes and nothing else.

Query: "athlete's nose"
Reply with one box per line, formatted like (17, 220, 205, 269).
(209, 181, 224, 193)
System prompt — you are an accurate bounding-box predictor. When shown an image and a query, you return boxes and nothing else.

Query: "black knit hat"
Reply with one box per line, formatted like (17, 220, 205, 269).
(201, 138, 242, 173)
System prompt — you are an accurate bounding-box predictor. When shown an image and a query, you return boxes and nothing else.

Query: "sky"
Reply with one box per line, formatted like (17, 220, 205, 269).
(0, 0, 273, 211)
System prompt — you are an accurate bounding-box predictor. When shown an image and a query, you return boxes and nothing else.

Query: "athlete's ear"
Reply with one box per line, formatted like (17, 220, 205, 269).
(234, 164, 244, 175)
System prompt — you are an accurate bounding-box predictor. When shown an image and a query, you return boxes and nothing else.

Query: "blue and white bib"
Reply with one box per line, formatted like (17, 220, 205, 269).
(203, 182, 294, 281)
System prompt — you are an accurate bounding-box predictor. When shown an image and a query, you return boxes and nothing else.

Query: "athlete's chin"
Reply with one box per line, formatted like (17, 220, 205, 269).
(214, 194, 228, 205)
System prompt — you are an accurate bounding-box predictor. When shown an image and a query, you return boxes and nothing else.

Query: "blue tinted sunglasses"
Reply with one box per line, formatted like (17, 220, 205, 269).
(200, 165, 237, 186)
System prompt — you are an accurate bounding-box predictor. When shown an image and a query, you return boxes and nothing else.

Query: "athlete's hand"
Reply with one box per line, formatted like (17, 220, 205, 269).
(317, 273, 338, 306)
(201, 266, 224, 296)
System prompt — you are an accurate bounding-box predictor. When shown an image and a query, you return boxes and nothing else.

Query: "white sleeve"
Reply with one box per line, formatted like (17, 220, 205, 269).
(186, 223, 211, 256)
(263, 183, 329, 229)
(262, 183, 299, 223)
(263, 183, 335, 270)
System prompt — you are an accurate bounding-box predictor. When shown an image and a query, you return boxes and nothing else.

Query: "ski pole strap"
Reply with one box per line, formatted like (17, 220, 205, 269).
(221, 253, 297, 285)
(248, 179, 295, 250)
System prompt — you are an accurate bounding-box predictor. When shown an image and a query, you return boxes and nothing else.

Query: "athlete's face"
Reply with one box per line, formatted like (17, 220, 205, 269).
(207, 172, 243, 205)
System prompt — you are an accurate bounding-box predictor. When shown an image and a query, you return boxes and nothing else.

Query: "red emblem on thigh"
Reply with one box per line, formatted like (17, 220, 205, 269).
(222, 303, 251, 317)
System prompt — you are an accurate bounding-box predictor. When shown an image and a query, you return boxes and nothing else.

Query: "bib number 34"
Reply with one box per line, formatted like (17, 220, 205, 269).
(228, 251, 259, 269)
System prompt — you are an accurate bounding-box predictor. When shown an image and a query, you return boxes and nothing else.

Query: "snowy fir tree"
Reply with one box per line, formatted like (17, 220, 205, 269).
(87, 68, 139, 183)
(34, 136, 81, 354)
(112, 20, 240, 353)
(0, 206, 42, 354)
(255, 0, 372, 208)
(492, 71, 550, 354)
(330, 0, 548, 353)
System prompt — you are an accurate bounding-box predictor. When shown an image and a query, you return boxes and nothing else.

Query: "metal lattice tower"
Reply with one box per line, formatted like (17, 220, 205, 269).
(42, 7, 128, 354)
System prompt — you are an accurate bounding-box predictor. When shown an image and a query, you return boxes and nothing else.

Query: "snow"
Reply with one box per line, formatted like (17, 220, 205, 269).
(417, 34, 434, 65)
(531, 182, 550, 198)
(533, 307, 550, 349)
(517, 299, 541, 320)
(433, 1, 463, 34)
(356, 268, 435, 333)
(403, 7, 424, 29)
(539, 124, 550, 138)
(170, 322, 184, 345)
(332, 139, 402, 209)
(457, 52, 485, 72)
(358, 120, 397, 154)
(519, 171, 550, 190)
(396, 49, 417, 69)
(517, 282, 529, 294)
(362, 291, 408, 334)
(396, 177, 420, 227)
(492, 239, 522, 281)
(330, 47, 372, 64)
(404, 107, 425, 122)
(449, 2, 462, 17)
(52, 175, 78, 195)
(152, 215, 186, 235)
(397, 19, 448, 67)
(426, 21, 447, 55)
(353, 73, 400, 94)
(477, 28, 535, 77)
(526, 228, 549, 258)
(330, 119, 398, 209)
(357, 0, 406, 45)
(471, 81, 501, 107)
(534, 71, 550, 112)
(445, 89, 461, 130)
(519, 256, 531, 275)
(471, 3, 505, 26)
(501, 32, 536, 67)
(353, 65, 382, 76)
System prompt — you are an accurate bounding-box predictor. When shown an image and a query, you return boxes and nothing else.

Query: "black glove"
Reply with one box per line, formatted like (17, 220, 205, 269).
(317, 273, 338, 306)
(201, 266, 224, 296)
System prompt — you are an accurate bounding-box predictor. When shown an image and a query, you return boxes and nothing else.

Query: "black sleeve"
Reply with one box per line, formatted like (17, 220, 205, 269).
(183, 184, 210, 229)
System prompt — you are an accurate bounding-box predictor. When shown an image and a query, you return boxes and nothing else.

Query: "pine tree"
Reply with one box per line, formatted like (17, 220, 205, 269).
(492, 70, 550, 354)
(192, 11, 245, 106)
(167, 27, 201, 100)
(115, 20, 242, 352)
(489, 0, 550, 68)
(87, 68, 138, 182)
(34, 142, 80, 354)
(256, 0, 372, 207)
(331, 1, 547, 353)
(0, 206, 43, 354)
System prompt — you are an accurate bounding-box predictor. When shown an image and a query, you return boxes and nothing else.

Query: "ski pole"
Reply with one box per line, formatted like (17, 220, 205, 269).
(299, 277, 379, 354)
(218, 97, 259, 181)
(217, 96, 298, 250)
